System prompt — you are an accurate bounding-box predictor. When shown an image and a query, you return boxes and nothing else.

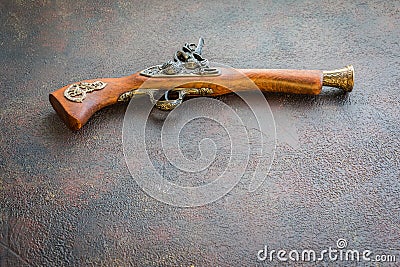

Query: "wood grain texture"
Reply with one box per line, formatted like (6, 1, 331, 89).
(49, 68, 322, 130)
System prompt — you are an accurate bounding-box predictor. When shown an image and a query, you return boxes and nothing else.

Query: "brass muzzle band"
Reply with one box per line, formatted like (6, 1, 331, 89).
(323, 65, 354, 92)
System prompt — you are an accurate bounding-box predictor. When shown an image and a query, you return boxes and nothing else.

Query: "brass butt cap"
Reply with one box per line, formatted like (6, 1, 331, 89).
(323, 65, 354, 92)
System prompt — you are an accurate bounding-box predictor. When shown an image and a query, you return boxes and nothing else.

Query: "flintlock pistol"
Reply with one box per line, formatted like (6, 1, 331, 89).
(49, 37, 354, 130)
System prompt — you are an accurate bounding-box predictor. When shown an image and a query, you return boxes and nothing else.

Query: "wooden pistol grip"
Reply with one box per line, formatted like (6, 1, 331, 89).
(49, 68, 323, 130)
(49, 73, 148, 130)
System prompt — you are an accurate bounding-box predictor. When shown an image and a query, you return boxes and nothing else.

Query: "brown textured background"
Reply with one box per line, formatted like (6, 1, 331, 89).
(0, 0, 399, 266)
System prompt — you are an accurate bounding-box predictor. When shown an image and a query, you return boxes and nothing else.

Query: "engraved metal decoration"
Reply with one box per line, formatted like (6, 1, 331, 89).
(64, 81, 107, 103)
(118, 89, 159, 104)
(323, 65, 354, 92)
(140, 37, 220, 77)
(118, 87, 214, 111)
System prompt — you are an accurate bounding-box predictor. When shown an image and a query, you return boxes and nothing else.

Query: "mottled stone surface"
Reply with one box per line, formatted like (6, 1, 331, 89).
(0, 0, 399, 266)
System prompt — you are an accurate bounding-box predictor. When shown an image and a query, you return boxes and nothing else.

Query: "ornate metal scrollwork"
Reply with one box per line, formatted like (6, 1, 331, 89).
(64, 81, 107, 103)
(140, 37, 220, 77)
(118, 87, 214, 111)
(322, 65, 354, 92)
